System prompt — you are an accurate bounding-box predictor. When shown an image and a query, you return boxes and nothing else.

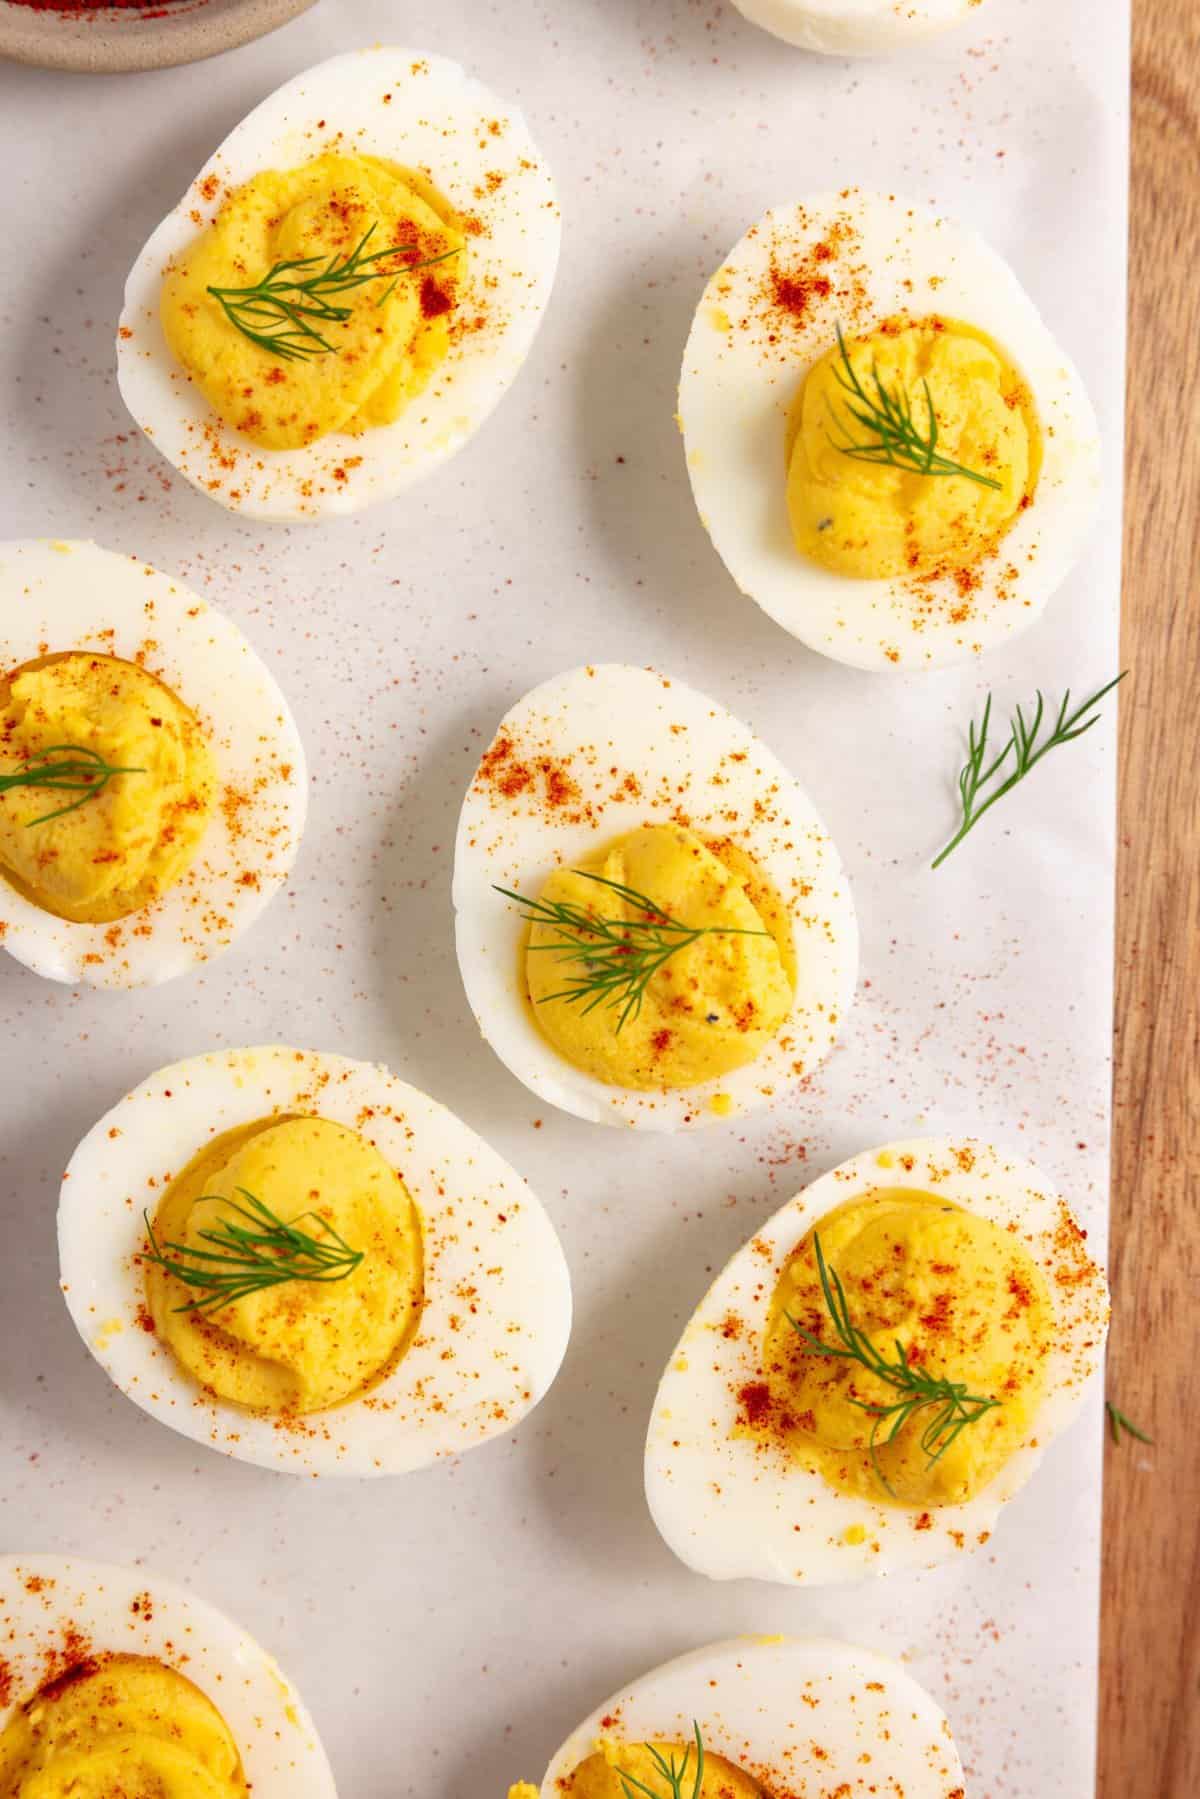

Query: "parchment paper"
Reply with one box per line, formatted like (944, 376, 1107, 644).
(0, 1, 1128, 1793)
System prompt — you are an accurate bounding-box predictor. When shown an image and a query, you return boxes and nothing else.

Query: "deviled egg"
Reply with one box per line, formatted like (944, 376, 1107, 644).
(58, 1046, 571, 1476)
(728, 0, 989, 55)
(0, 539, 305, 988)
(118, 48, 560, 520)
(508, 1635, 964, 1798)
(679, 190, 1100, 669)
(453, 664, 857, 1130)
(0, 1554, 334, 1797)
(645, 1136, 1109, 1583)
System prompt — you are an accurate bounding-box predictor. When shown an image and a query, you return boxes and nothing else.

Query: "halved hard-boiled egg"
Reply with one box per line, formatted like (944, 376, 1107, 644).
(453, 664, 857, 1131)
(0, 540, 305, 988)
(58, 1046, 571, 1476)
(0, 1554, 334, 1797)
(645, 1136, 1109, 1583)
(679, 190, 1100, 669)
(728, 0, 988, 55)
(508, 1635, 964, 1798)
(118, 48, 560, 520)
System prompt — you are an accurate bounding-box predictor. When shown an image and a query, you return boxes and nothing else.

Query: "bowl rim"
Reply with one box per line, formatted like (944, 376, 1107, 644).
(0, 0, 315, 74)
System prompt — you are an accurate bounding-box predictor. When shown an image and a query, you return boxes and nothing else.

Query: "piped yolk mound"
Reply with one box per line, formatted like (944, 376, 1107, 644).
(757, 1190, 1054, 1507)
(786, 317, 1041, 581)
(548, 1743, 767, 1799)
(0, 652, 215, 925)
(145, 1115, 424, 1415)
(523, 824, 795, 1090)
(0, 1654, 246, 1798)
(161, 151, 464, 450)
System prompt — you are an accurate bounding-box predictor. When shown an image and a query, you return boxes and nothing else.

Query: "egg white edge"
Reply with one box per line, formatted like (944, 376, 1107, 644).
(452, 662, 859, 1132)
(678, 190, 1102, 671)
(536, 1634, 964, 1795)
(0, 1552, 336, 1796)
(643, 1133, 1110, 1585)
(728, 0, 979, 56)
(0, 539, 307, 990)
(57, 1045, 573, 1476)
(117, 47, 561, 522)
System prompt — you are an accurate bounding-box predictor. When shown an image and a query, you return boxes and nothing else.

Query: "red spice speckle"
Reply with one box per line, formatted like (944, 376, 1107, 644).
(419, 278, 454, 320)
(38, 1658, 100, 1702)
(768, 265, 832, 322)
(738, 1381, 773, 1426)
(6, 0, 176, 11)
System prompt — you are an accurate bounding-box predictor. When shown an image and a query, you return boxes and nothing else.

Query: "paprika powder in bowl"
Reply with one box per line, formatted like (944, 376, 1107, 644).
(0, 0, 313, 75)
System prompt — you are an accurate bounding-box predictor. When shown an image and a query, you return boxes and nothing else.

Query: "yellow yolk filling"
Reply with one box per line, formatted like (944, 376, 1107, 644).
(0, 652, 215, 925)
(145, 1115, 424, 1415)
(523, 824, 795, 1091)
(518, 1745, 768, 1799)
(757, 1190, 1054, 1507)
(786, 317, 1041, 581)
(0, 1654, 246, 1798)
(161, 151, 465, 450)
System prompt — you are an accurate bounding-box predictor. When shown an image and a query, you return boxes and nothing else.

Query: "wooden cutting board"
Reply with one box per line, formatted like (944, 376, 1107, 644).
(1100, 0, 1200, 1792)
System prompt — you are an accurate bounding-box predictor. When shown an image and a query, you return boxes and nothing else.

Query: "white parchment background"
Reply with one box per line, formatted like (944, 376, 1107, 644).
(0, 1, 1127, 1794)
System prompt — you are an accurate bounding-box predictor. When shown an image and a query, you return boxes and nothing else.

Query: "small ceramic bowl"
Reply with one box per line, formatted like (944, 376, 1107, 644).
(0, 0, 314, 73)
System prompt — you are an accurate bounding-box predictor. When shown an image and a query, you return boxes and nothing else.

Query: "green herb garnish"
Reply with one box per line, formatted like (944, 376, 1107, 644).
(788, 1232, 1000, 1498)
(0, 744, 144, 828)
(616, 1724, 705, 1799)
(142, 1188, 364, 1314)
(932, 672, 1126, 869)
(207, 223, 460, 363)
(826, 322, 1002, 491)
(495, 872, 770, 1034)
(1106, 1401, 1153, 1447)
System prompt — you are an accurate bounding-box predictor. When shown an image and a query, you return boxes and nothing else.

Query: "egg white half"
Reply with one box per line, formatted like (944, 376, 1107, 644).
(679, 190, 1101, 670)
(533, 1636, 964, 1798)
(645, 1135, 1109, 1584)
(453, 664, 858, 1131)
(0, 540, 306, 989)
(0, 1554, 336, 1799)
(729, 0, 987, 54)
(117, 48, 560, 521)
(58, 1046, 572, 1476)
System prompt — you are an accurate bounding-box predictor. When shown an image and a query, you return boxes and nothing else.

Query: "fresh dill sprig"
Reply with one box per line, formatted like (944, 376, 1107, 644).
(788, 1232, 1000, 1498)
(0, 744, 144, 828)
(1106, 1401, 1153, 1447)
(826, 322, 1002, 491)
(932, 672, 1126, 869)
(615, 1724, 706, 1799)
(207, 223, 460, 362)
(495, 871, 770, 1034)
(142, 1188, 364, 1314)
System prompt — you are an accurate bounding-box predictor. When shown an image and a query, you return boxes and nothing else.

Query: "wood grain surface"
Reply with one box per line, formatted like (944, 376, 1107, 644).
(1100, 0, 1200, 1793)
